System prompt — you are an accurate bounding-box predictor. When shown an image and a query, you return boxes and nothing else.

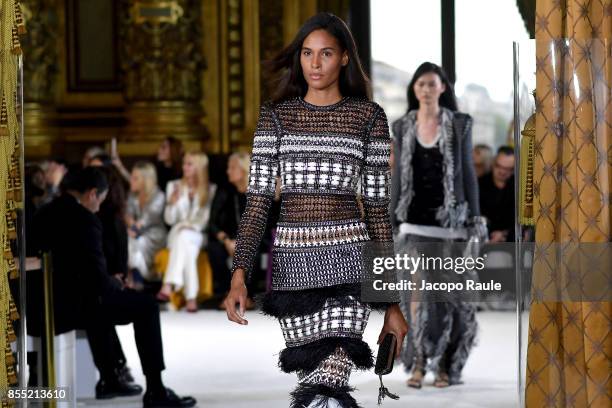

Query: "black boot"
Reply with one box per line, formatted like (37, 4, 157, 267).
(117, 365, 135, 383)
(95, 377, 143, 399)
(143, 387, 196, 407)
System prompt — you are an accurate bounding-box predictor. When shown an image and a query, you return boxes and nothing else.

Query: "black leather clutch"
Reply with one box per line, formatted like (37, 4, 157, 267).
(375, 333, 397, 375)
(375, 333, 399, 404)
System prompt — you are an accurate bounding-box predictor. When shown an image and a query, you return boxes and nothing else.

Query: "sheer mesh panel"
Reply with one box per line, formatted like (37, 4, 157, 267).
(280, 193, 361, 223)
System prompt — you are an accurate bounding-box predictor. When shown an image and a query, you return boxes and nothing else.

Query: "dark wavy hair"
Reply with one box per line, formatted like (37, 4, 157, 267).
(98, 165, 127, 219)
(407, 62, 457, 112)
(163, 136, 184, 173)
(266, 12, 371, 103)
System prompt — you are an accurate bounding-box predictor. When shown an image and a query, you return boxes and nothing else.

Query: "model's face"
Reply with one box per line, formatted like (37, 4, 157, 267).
(413, 72, 446, 106)
(182, 154, 197, 180)
(492, 154, 514, 184)
(300, 29, 348, 93)
(227, 157, 246, 185)
(130, 169, 144, 193)
(158, 140, 170, 162)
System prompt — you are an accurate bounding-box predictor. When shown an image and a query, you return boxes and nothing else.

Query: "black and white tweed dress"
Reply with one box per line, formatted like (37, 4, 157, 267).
(231, 96, 394, 408)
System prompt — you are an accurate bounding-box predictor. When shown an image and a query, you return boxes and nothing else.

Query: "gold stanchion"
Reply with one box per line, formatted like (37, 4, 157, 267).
(41, 253, 55, 408)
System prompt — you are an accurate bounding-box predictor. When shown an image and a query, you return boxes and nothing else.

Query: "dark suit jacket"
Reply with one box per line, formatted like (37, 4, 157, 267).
(32, 194, 121, 334)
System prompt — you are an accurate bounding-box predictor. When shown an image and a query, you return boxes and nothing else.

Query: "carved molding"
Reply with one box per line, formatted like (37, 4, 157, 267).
(20, 0, 57, 103)
(119, 0, 206, 102)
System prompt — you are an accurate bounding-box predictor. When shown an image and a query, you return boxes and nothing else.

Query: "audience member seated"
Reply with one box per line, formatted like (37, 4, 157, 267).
(91, 162, 135, 383)
(25, 164, 47, 257)
(207, 152, 249, 299)
(158, 152, 215, 313)
(127, 162, 167, 284)
(473, 144, 493, 178)
(41, 158, 67, 206)
(155, 136, 184, 193)
(32, 167, 196, 407)
(479, 145, 515, 242)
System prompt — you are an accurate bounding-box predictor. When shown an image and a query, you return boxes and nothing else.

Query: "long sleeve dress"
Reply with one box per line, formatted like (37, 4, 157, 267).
(231, 96, 395, 408)
(390, 107, 480, 384)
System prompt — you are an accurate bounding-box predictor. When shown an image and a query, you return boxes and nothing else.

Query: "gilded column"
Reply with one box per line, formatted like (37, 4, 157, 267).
(19, 0, 59, 157)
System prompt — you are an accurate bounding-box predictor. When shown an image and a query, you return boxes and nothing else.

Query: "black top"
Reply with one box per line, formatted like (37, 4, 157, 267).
(32, 194, 121, 333)
(207, 184, 247, 240)
(155, 161, 182, 193)
(478, 172, 515, 241)
(406, 140, 445, 226)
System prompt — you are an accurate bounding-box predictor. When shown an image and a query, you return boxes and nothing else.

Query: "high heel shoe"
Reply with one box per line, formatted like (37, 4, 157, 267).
(185, 299, 198, 313)
(156, 284, 172, 302)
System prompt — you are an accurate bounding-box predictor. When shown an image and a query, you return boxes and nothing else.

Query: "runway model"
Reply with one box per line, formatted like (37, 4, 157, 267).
(225, 12, 408, 408)
(390, 62, 486, 388)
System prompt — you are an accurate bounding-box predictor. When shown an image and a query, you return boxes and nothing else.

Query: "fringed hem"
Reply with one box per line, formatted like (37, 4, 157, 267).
(279, 337, 373, 374)
(257, 283, 395, 318)
(290, 384, 362, 408)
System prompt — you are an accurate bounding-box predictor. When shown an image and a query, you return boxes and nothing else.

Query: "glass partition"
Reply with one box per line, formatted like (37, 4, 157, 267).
(513, 39, 536, 408)
(515, 38, 612, 407)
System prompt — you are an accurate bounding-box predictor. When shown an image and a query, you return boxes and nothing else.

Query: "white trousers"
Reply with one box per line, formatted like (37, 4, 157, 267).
(163, 228, 203, 300)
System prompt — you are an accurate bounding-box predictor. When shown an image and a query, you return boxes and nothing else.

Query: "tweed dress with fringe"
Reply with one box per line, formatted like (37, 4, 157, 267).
(231, 96, 395, 408)
(391, 108, 479, 384)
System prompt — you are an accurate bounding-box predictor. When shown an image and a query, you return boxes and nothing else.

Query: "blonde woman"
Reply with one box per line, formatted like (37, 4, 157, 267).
(158, 151, 216, 312)
(127, 162, 167, 284)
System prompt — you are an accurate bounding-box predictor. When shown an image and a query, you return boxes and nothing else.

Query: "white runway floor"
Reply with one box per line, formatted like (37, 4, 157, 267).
(78, 310, 519, 408)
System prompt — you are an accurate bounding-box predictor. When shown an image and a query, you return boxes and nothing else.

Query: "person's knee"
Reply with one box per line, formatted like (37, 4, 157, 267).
(176, 229, 203, 247)
(136, 293, 160, 316)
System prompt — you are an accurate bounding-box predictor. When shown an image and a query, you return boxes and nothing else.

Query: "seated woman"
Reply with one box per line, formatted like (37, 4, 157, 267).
(127, 162, 167, 285)
(207, 153, 250, 300)
(155, 136, 183, 193)
(158, 151, 215, 312)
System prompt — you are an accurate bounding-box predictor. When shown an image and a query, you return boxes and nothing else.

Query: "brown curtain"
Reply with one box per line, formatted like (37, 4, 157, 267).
(0, 0, 24, 393)
(527, 0, 612, 407)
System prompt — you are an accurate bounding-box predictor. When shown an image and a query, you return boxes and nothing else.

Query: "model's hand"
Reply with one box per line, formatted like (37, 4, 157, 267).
(378, 304, 408, 356)
(224, 268, 249, 325)
(489, 230, 508, 243)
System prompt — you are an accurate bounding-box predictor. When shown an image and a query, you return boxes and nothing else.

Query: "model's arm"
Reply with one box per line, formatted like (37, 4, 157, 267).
(363, 107, 408, 354)
(389, 119, 404, 233)
(460, 114, 481, 218)
(226, 104, 279, 325)
(230, 104, 279, 283)
(362, 107, 393, 243)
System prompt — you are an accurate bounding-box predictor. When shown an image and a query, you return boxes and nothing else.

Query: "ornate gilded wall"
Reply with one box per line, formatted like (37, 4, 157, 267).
(21, 0, 355, 161)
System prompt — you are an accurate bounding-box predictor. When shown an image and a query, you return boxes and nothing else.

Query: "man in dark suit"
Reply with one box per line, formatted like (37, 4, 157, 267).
(33, 167, 195, 407)
(478, 146, 516, 242)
